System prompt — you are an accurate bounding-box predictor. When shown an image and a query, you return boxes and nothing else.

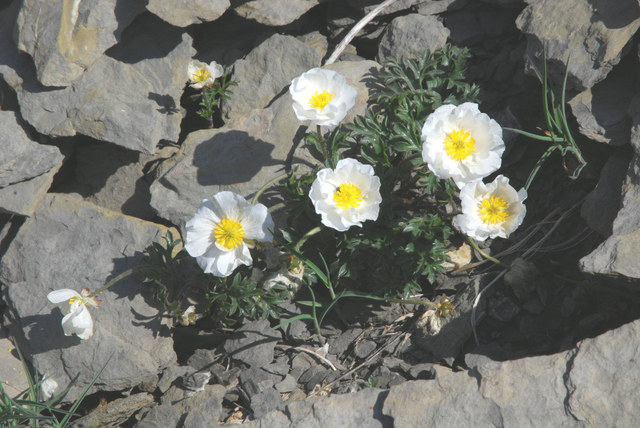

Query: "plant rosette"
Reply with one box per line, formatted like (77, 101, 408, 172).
(454, 175, 527, 241)
(309, 158, 382, 231)
(290, 67, 358, 128)
(184, 191, 274, 277)
(421, 102, 504, 187)
(47, 288, 100, 340)
(188, 59, 223, 89)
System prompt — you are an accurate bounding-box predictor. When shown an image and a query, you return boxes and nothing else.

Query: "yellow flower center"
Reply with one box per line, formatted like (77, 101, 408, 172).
(68, 297, 78, 305)
(478, 195, 510, 225)
(444, 128, 476, 161)
(334, 183, 363, 209)
(213, 218, 246, 250)
(309, 91, 334, 111)
(193, 68, 211, 82)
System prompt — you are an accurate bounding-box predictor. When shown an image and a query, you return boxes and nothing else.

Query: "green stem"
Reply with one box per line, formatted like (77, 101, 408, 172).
(294, 226, 322, 252)
(317, 124, 328, 161)
(267, 202, 286, 213)
(252, 173, 288, 205)
(525, 145, 557, 191)
(466, 236, 510, 270)
(91, 265, 150, 297)
(201, 89, 214, 128)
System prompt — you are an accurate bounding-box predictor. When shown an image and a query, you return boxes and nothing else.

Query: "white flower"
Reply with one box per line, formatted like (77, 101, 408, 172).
(47, 288, 99, 340)
(184, 191, 274, 277)
(309, 158, 382, 231)
(421, 102, 505, 187)
(188, 59, 223, 89)
(289, 67, 357, 128)
(179, 305, 198, 326)
(453, 175, 527, 241)
(40, 375, 58, 400)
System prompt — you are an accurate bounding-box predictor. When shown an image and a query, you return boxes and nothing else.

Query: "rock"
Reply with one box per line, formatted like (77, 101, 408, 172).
(354, 339, 377, 358)
(250, 387, 285, 419)
(223, 320, 281, 367)
(136, 404, 183, 428)
(386, 318, 640, 425)
(150, 60, 380, 228)
(160, 383, 226, 423)
(443, 8, 484, 44)
(416, 0, 470, 15)
(377, 14, 449, 64)
(487, 292, 521, 322)
(239, 367, 284, 396)
(412, 275, 486, 365)
(61, 141, 178, 220)
(223, 34, 322, 121)
(568, 57, 636, 146)
(580, 97, 640, 281)
(72, 393, 154, 428)
(0, 327, 28, 398)
(3, 11, 192, 154)
(233, 0, 322, 26)
(581, 146, 630, 237)
(147, 0, 230, 27)
(347, 0, 418, 16)
(282, 387, 391, 428)
(329, 327, 363, 357)
(566, 318, 640, 425)
(0, 111, 64, 216)
(15, 0, 146, 87)
(0, 194, 177, 402)
(516, 0, 640, 91)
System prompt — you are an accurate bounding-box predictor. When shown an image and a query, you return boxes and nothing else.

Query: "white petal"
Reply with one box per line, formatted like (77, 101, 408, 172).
(40, 375, 58, 400)
(241, 203, 274, 242)
(61, 304, 93, 339)
(47, 289, 80, 304)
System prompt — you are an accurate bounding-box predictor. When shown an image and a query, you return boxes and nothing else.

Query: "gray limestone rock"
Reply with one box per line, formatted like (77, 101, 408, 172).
(581, 147, 630, 237)
(223, 320, 281, 367)
(568, 57, 637, 146)
(580, 96, 640, 281)
(0, 194, 177, 402)
(233, 0, 322, 26)
(15, 0, 146, 87)
(566, 318, 640, 425)
(147, 0, 230, 27)
(412, 275, 486, 365)
(150, 60, 380, 229)
(0, 111, 64, 216)
(377, 14, 449, 64)
(72, 393, 154, 428)
(67, 141, 178, 220)
(135, 404, 182, 428)
(516, 0, 640, 91)
(223, 34, 322, 121)
(2, 10, 192, 154)
(416, 0, 470, 16)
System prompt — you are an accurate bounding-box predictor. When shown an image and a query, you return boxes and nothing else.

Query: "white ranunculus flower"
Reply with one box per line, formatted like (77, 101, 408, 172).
(289, 67, 357, 128)
(309, 158, 382, 231)
(421, 102, 505, 187)
(184, 192, 274, 277)
(47, 288, 99, 340)
(453, 175, 527, 241)
(188, 59, 223, 89)
(40, 375, 58, 400)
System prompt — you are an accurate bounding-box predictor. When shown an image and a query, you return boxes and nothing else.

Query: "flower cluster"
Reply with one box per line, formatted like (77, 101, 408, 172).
(421, 103, 526, 241)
